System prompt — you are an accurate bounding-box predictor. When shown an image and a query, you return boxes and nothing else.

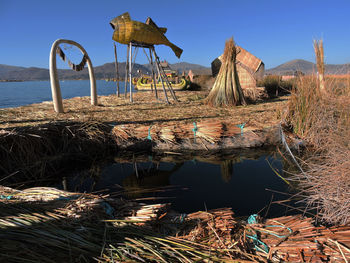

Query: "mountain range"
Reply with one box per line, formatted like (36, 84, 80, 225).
(0, 62, 211, 81)
(266, 59, 350, 75)
(1, 59, 350, 81)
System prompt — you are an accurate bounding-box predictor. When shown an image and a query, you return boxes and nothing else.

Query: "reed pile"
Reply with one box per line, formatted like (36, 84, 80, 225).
(247, 214, 350, 262)
(2, 186, 350, 262)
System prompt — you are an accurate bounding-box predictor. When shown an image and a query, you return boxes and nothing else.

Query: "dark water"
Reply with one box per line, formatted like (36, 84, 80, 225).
(0, 80, 133, 108)
(59, 149, 291, 217)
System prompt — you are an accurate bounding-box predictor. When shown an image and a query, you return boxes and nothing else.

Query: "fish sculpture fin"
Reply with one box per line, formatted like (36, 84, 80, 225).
(159, 27, 167, 34)
(169, 43, 183, 59)
(110, 12, 131, 29)
(145, 17, 167, 34)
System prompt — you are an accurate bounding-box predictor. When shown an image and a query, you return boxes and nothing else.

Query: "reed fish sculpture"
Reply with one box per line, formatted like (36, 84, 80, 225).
(110, 12, 183, 58)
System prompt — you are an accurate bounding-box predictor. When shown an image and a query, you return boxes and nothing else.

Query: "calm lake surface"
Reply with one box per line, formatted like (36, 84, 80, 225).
(58, 150, 290, 217)
(0, 80, 131, 108)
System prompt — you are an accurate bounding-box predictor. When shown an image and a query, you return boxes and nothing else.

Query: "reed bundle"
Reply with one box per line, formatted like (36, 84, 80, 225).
(113, 123, 159, 141)
(159, 126, 176, 144)
(112, 119, 253, 146)
(223, 122, 243, 137)
(206, 37, 246, 107)
(181, 120, 223, 143)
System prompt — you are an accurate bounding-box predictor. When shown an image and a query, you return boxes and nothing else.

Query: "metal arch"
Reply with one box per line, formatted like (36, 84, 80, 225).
(49, 39, 97, 113)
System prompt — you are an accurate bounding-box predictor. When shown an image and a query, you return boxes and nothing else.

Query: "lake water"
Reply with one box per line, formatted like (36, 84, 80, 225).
(0, 80, 132, 108)
(58, 150, 291, 217)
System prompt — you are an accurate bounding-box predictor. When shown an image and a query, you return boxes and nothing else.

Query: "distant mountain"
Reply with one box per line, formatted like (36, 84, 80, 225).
(166, 62, 211, 75)
(0, 64, 26, 74)
(0, 62, 211, 81)
(266, 59, 350, 75)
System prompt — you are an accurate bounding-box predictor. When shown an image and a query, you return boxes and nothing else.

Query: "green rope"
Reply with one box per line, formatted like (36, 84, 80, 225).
(192, 122, 198, 143)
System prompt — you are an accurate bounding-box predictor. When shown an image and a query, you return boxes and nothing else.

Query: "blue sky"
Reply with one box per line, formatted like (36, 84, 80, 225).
(1, 0, 350, 69)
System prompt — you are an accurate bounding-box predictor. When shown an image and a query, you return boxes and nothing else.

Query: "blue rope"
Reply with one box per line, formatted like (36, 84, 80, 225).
(236, 123, 246, 136)
(147, 126, 152, 140)
(192, 122, 198, 143)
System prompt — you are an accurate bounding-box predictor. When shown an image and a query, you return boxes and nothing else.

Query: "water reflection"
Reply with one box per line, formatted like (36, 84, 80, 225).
(94, 148, 289, 216)
(122, 162, 184, 198)
(47, 148, 290, 216)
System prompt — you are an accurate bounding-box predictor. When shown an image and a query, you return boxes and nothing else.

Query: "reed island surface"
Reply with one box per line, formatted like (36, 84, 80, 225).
(2, 90, 350, 262)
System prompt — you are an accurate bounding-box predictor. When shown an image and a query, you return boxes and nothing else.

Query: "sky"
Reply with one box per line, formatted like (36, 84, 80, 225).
(1, 0, 350, 70)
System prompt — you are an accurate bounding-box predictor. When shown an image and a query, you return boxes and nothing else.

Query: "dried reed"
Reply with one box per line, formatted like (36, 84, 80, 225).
(0, 121, 115, 183)
(287, 40, 350, 224)
(2, 186, 350, 262)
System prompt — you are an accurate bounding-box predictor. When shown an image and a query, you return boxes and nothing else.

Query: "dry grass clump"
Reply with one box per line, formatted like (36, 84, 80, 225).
(287, 56, 350, 224)
(257, 75, 295, 97)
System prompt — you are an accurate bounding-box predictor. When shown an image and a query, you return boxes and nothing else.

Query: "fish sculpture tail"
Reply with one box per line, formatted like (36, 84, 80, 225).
(169, 43, 183, 59)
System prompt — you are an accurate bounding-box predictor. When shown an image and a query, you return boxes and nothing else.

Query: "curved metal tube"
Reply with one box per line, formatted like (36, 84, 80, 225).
(49, 39, 97, 113)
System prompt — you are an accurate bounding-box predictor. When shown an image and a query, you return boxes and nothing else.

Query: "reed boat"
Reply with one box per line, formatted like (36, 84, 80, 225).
(136, 77, 188, 90)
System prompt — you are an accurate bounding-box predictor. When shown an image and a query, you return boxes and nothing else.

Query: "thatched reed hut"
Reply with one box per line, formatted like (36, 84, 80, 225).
(211, 46, 264, 89)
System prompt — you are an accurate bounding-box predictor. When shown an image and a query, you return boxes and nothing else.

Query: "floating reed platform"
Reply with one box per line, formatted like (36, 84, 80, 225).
(0, 91, 287, 179)
(1, 186, 350, 262)
(113, 119, 281, 151)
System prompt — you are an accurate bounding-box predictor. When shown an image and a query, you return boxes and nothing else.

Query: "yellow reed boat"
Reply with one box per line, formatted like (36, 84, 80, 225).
(136, 77, 188, 91)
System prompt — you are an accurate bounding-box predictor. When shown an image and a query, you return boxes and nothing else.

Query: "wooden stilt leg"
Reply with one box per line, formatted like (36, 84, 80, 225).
(129, 42, 133, 102)
(153, 48, 178, 102)
(149, 47, 158, 99)
(152, 47, 169, 104)
(113, 42, 120, 97)
(124, 44, 129, 98)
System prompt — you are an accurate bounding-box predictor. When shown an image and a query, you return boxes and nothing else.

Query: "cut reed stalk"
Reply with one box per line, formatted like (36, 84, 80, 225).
(313, 39, 325, 93)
